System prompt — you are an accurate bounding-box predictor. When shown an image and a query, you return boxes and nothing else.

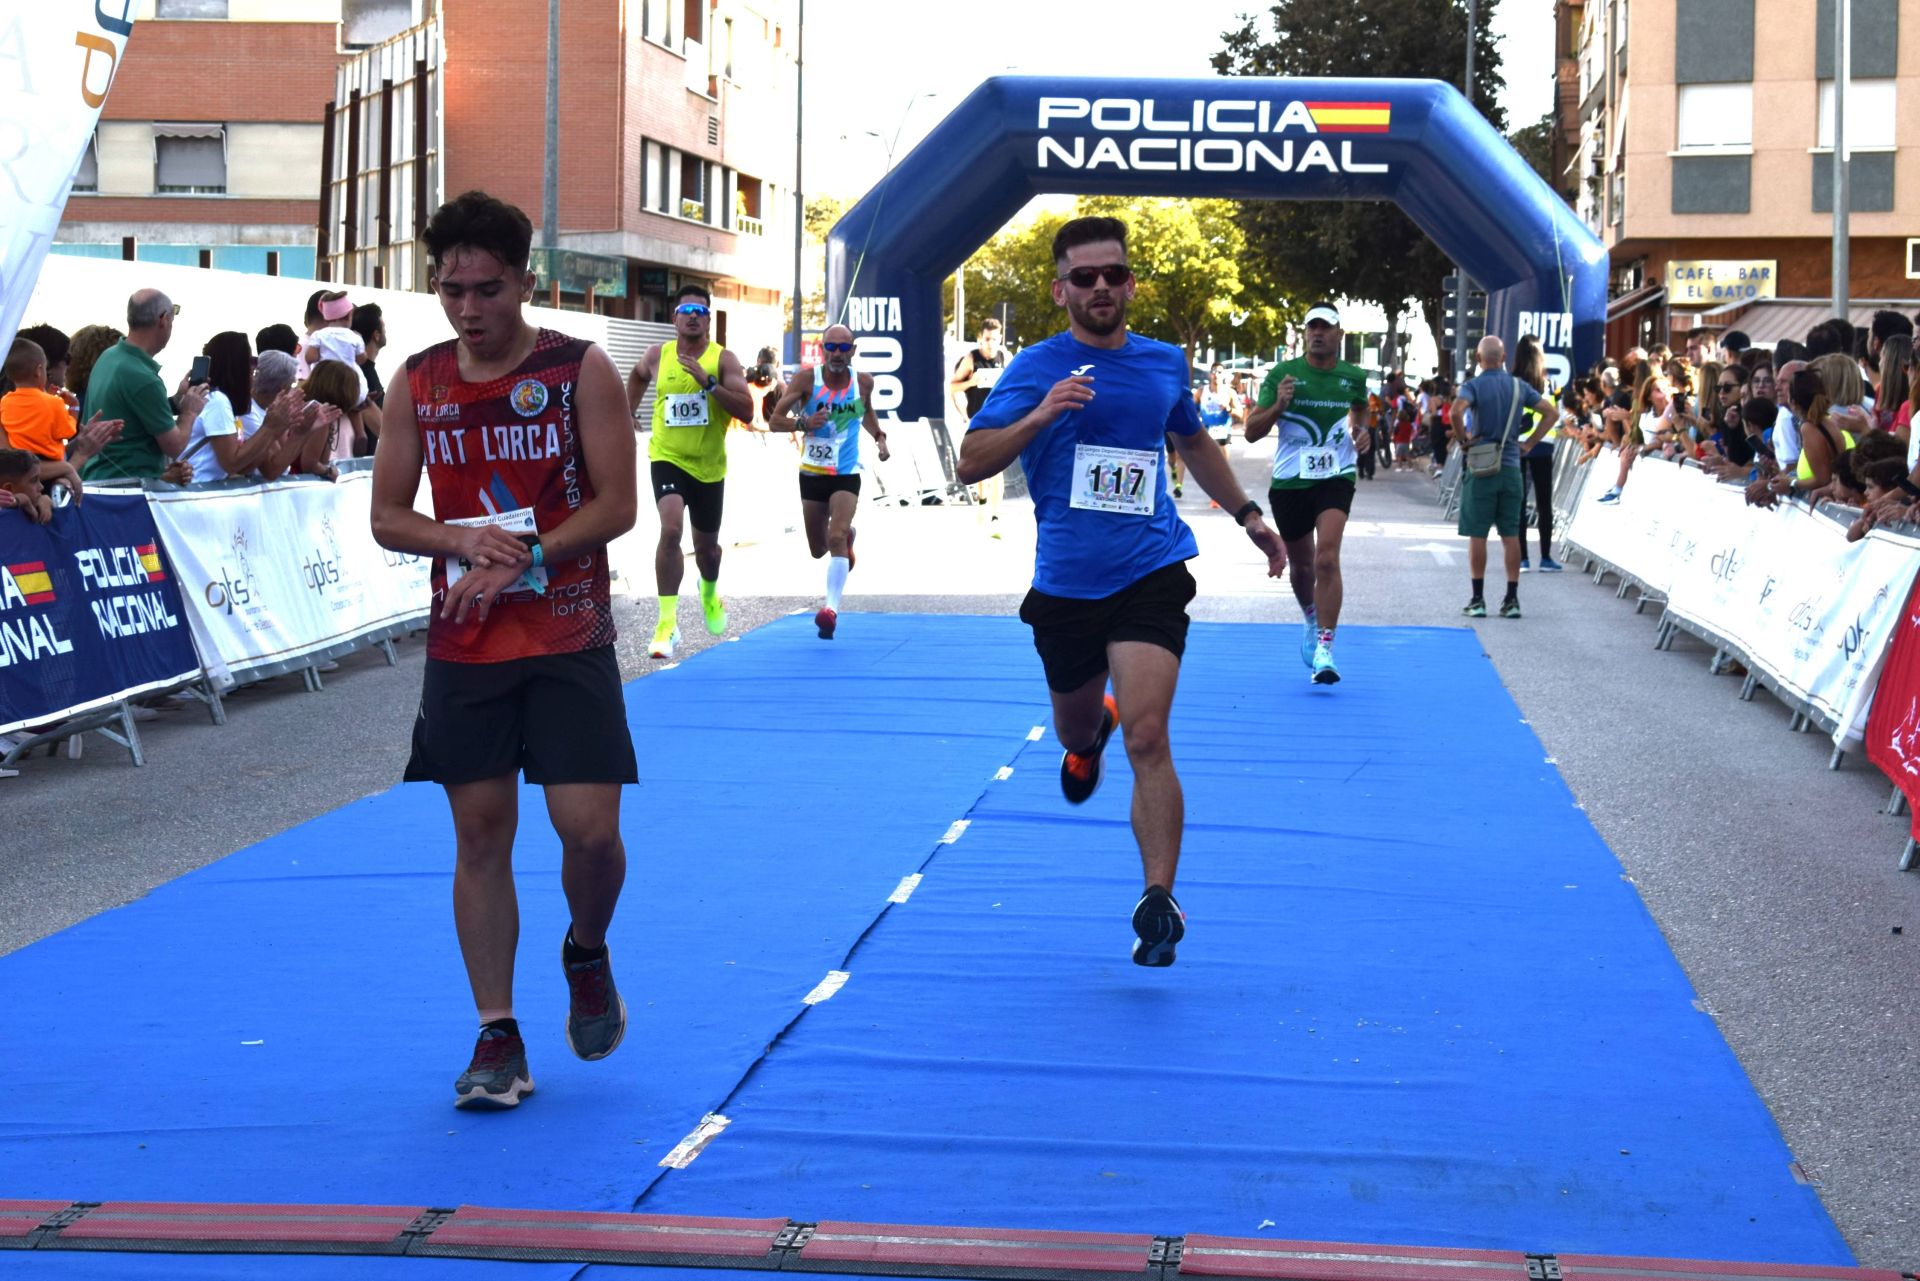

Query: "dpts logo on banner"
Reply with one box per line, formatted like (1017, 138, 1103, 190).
(145, 470, 431, 686)
(1562, 450, 1920, 744)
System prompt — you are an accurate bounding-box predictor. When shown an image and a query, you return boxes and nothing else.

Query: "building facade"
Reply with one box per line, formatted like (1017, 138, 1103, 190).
(320, 0, 798, 357)
(55, 0, 347, 278)
(1563, 0, 1919, 353)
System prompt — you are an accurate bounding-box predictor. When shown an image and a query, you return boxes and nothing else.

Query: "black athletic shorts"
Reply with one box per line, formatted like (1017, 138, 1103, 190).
(651, 460, 725, 533)
(1270, 479, 1356, 543)
(1018, 559, 1197, 693)
(403, 644, 638, 786)
(798, 472, 861, 503)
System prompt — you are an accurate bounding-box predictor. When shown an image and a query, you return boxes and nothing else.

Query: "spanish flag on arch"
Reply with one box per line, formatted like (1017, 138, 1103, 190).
(137, 543, 166, 582)
(1306, 102, 1392, 134)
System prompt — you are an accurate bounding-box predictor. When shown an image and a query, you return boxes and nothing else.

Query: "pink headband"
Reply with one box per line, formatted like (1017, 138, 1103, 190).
(319, 296, 353, 322)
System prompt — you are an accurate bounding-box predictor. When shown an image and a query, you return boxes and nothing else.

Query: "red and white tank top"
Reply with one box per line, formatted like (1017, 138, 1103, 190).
(406, 328, 615, 663)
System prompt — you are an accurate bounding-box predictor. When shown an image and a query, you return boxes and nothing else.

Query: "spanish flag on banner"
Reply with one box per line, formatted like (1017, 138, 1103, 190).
(137, 542, 166, 582)
(7, 561, 55, 605)
(1306, 102, 1392, 134)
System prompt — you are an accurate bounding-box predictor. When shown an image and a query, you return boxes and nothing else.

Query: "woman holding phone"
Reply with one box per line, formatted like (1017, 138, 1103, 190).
(176, 332, 286, 483)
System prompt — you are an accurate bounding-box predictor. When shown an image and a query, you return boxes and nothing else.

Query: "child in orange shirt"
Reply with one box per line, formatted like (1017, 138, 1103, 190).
(2, 339, 78, 461)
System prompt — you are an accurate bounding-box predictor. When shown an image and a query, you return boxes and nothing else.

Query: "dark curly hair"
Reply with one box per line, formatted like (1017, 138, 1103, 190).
(424, 190, 533, 275)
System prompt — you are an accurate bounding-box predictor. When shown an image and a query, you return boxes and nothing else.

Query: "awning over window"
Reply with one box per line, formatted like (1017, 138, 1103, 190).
(1606, 283, 1665, 319)
(152, 122, 225, 140)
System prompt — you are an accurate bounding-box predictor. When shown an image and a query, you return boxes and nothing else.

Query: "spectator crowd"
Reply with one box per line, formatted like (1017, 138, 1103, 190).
(0, 286, 396, 772)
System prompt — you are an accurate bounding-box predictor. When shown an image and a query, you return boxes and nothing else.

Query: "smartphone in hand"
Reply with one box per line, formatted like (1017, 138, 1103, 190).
(189, 355, 211, 384)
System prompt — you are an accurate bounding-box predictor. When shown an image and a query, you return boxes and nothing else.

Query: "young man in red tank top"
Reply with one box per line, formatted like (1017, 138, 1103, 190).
(371, 191, 639, 1110)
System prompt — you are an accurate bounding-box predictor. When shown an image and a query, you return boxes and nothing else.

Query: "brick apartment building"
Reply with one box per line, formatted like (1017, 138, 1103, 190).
(1559, 0, 1920, 354)
(321, 0, 798, 350)
(56, 0, 347, 278)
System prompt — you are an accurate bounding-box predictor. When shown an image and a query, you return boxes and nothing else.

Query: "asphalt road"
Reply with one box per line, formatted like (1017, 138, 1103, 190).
(5, 441, 1915, 1265)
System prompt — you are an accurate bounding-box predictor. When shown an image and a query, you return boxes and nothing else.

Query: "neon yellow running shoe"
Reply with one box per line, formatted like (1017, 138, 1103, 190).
(648, 621, 679, 660)
(698, 579, 727, 635)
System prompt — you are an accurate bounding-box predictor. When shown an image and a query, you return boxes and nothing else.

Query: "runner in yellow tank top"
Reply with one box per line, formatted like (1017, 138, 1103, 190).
(626, 284, 754, 658)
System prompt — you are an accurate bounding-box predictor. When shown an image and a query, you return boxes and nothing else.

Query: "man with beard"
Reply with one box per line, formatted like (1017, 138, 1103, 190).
(626, 284, 756, 658)
(956, 215, 1285, 969)
(769, 322, 890, 638)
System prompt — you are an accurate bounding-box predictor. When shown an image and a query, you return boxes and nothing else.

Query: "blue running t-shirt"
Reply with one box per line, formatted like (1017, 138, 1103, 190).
(967, 331, 1201, 599)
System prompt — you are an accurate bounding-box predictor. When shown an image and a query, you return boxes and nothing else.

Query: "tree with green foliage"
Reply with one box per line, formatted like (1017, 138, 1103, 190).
(1214, 0, 1506, 373)
(949, 196, 1299, 367)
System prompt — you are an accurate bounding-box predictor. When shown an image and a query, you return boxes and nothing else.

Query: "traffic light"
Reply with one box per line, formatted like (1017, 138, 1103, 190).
(1439, 275, 1488, 349)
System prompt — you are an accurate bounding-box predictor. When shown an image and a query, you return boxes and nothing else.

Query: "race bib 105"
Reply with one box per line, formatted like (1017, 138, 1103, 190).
(663, 392, 709, 427)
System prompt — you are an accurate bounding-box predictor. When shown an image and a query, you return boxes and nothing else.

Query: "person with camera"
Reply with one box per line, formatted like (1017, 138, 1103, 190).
(1450, 336, 1563, 620)
(744, 345, 785, 432)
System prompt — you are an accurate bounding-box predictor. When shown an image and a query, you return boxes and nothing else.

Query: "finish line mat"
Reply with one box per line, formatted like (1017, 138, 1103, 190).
(0, 615, 1859, 1276)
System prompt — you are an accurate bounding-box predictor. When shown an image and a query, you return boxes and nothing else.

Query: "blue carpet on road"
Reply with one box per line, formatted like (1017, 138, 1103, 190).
(0, 615, 1850, 1275)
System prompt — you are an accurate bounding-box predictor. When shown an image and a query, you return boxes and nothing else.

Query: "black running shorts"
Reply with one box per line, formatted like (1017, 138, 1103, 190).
(1018, 559, 1197, 693)
(798, 472, 861, 503)
(404, 644, 639, 786)
(651, 460, 725, 533)
(1270, 479, 1356, 544)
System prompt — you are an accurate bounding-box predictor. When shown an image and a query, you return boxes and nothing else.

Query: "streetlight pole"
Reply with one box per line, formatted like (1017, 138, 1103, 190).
(542, 0, 559, 252)
(790, 0, 805, 362)
(1830, 0, 1851, 319)
(1451, 0, 1476, 379)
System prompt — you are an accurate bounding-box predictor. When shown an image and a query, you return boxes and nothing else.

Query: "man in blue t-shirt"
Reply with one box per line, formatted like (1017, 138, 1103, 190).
(1449, 336, 1562, 619)
(957, 214, 1284, 969)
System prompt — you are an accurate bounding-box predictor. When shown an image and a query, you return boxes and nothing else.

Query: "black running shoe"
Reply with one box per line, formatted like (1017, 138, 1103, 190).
(1059, 694, 1119, 804)
(563, 935, 628, 1062)
(1131, 884, 1185, 967)
(454, 1025, 534, 1110)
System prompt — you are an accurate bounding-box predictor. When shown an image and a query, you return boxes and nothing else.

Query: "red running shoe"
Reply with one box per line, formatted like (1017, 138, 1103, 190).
(815, 607, 837, 640)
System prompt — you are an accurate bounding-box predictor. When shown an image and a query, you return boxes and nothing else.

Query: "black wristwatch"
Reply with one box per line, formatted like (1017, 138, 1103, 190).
(704, 374, 719, 392)
(1899, 478, 1920, 500)
(1232, 501, 1263, 527)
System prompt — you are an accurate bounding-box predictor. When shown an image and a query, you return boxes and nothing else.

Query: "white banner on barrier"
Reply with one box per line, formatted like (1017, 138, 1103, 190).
(1564, 451, 1920, 745)
(0, 10, 134, 350)
(145, 472, 431, 684)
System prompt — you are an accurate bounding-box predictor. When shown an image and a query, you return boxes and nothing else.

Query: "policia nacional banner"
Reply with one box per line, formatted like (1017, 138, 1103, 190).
(0, 493, 199, 736)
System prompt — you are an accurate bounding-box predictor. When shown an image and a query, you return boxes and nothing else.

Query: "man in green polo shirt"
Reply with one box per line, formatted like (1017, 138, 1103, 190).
(80, 289, 207, 482)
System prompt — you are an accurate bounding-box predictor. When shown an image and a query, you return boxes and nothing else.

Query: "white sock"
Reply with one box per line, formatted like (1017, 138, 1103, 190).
(826, 556, 850, 610)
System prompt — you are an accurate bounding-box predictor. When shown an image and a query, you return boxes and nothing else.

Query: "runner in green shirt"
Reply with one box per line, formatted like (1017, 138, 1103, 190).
(1246, 303, 1371, 686)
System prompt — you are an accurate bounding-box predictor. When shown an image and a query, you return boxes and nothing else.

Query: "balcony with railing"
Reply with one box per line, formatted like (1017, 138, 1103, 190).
(736, 214, 763, 236)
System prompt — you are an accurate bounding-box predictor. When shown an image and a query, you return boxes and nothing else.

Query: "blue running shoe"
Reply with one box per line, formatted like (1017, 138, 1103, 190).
(1300, 619, 1317, 669)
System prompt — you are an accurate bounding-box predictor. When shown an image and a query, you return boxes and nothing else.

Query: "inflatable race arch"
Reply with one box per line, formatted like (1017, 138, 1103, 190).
(825, 76, 1606, 423)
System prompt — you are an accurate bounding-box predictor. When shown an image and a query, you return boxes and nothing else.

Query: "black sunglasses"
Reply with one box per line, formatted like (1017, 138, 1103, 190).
(1717, 382, 1739, 392)
(1060, 264, 1131, 288)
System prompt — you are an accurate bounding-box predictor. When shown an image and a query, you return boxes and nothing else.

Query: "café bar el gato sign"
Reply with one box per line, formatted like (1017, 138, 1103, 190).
(1665, 260, 1778, 306)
